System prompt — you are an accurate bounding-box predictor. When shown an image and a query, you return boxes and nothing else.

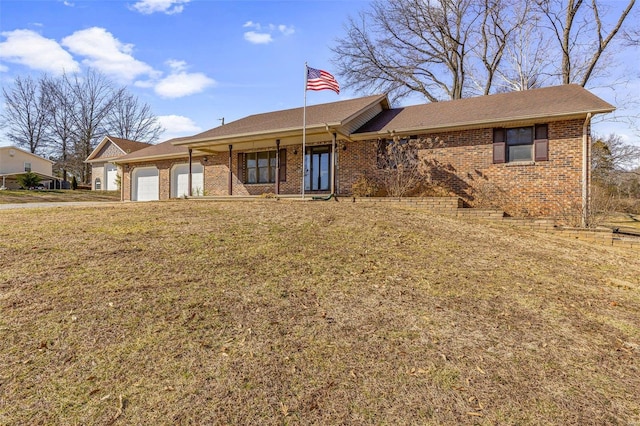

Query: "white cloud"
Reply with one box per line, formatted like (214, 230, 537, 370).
(0, 29, 80, 75)
(278, 25, 295, 36)
(0, 63, 9, 72)
(243, 21, 294, 45)
(61, 27, 156, 82)
(153, 60, 216, 98)
(166, 59, 187, 72)
(131, 0, 190, 15)
(244, 31, 273, 45)
(157, 115, 202, 139)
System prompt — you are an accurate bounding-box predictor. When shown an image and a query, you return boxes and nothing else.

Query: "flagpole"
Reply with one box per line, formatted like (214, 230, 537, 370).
(302, 62, 307, 199)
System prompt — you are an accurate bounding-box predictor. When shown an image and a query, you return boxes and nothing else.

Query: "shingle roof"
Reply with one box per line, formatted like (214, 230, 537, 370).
(85, 136, 154, 162)
(108, 137, 153, 154)
(114, 137, 191, 163)
(176, 94, 388, 143)
(354, 85, 614, 136)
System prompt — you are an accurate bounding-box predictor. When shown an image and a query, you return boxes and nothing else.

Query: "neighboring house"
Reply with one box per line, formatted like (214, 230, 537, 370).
(85, 136, 152, 191)
(115, 85, 614, 219)
(0, 146, 56, 190)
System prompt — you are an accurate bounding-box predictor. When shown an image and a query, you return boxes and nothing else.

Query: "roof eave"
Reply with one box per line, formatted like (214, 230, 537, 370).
(351, 108, 615, 140)
(173, 122, 343, 148)
(114, 152, 189, 164)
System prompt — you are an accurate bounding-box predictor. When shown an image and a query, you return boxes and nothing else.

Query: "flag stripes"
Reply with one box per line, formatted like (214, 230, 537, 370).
(306, 67, 340, 94)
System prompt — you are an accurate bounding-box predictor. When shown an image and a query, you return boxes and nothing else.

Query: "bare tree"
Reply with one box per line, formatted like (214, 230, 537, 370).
(1, 75, 51, 154)
(592, 133, 640, 180)
(104, 91, 164, 143)
(332, 0, 486, 102)
(473, 0, 530, 95)
(377, 137, 424, 197)
(494, 9, 554, 91)
(42, 74, 77, 182)
(537, 0, 636, 86)
(65, 70, 119, 183)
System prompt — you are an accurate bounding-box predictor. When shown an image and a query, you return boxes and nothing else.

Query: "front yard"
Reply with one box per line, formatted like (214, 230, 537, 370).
(0, 189, 120, 204)
(0, 200, 638, 424)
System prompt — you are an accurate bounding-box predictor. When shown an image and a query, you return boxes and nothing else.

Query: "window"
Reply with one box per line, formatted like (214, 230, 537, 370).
(95, 178, 101, 190)
(493, 124, 548, 164)
(239, 149, 286, 184)
(24, 162, 32, 172)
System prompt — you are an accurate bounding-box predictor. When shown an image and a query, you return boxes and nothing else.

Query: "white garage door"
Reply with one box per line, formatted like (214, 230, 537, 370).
(132, 167, 159, 201)
(171, 163, 204, 198)
(105, 163, 118, 190)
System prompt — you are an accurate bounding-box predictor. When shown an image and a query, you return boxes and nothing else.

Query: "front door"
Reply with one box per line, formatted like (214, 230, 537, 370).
(304, 145, 331, 191)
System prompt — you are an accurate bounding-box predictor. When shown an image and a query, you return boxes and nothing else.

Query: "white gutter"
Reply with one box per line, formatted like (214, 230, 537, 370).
(582, 112, 592, 228)
(350, 109, 614, 141)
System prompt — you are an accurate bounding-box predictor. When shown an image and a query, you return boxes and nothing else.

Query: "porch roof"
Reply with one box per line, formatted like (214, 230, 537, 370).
(170, 94, 389, 152)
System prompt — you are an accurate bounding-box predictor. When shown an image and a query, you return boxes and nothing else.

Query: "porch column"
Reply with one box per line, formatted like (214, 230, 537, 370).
(188, 148, 193, 197)
(228, 144, 233, 195)
(331, 132, 336, 195)
(275, 139, 281, 195)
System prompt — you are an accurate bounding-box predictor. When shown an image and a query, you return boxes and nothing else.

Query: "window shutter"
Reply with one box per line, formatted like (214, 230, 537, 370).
(493, 142, 506, 164)
(534, 124, 549, 161)
(535, 124, 548, 140)
(492, 128, 506, 164)
(237, 152, 245, 183)
(534, 139, 548, 161)
(279, 148, 287, 182)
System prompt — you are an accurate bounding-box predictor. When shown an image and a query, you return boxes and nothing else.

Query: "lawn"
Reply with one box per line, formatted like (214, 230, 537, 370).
(0, 189, 120, 204)
(0, 200, 638, 425)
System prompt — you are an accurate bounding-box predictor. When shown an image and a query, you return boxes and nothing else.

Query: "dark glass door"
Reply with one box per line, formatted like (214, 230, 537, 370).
(304, 145, 331, 191)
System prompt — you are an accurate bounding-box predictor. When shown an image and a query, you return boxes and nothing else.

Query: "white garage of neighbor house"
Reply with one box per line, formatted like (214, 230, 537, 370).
(85, 136, 152, 191)
(0, 146, 57, 189)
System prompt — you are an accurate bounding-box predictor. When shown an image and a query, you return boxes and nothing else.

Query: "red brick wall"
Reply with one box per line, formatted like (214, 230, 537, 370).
(120, 119, 587, 218)
(408, 119, 585, 217)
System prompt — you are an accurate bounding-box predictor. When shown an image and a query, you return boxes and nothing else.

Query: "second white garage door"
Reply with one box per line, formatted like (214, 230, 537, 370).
(171, 163, 204, 198)
(132, 167, 159, 201)
(105, 163, 118, 190)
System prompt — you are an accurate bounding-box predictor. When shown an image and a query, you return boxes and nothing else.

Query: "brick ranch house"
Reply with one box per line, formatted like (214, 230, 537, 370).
(112, 84, 614, 219)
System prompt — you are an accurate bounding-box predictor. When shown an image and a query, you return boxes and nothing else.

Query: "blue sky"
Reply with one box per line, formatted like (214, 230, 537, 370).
(0, 0, 638, 146)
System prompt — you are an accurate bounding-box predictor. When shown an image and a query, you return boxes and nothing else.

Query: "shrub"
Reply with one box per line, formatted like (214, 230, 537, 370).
(17, 172, 41, 189)
(351, 175, 379, 197)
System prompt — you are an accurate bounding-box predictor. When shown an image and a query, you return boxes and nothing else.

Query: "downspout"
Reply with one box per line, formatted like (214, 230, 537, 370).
(325, 124, 336, 196)
(582, 113, 592, 228)
(188, 148, 193, 197)
(275, 139, 280, 195)
(228, 144, 233, 195)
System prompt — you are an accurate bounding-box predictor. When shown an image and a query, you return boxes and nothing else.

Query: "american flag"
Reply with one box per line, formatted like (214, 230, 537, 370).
(306, 66, 340, 94)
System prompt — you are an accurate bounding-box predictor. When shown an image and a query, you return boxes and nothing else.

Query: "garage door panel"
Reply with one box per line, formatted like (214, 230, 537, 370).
(105, 164, 118, 190)
(172, 164, 203, 198)
(133, 167, 159, 201)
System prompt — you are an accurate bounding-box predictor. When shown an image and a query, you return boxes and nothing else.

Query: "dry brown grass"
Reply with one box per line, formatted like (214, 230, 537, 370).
(0, 189, 120, 204)
(1, 200, 638, 425)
